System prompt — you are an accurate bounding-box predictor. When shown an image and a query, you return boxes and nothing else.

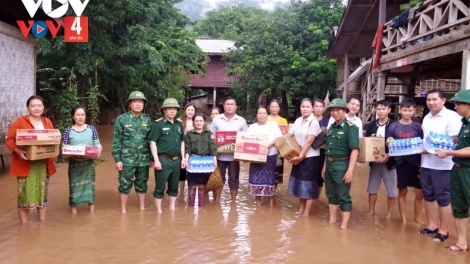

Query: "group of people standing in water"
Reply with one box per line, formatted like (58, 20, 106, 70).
(6, 88, 470, 252)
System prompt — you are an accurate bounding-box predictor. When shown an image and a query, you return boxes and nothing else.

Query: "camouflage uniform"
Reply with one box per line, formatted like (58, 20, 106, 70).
(112, 112, 152, 194)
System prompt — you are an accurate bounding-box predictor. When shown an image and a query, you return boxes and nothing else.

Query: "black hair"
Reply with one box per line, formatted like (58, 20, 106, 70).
(26, 95, 45, 107)
(400, 98, 416, 108)
(224, 96, 237, 105)
(257, 106, 268, 113)
(346, 95, 361, 105)
(300, 98, 314, 106)
(70, 104, 87, 125)
(427, 89, 445, 99)
(375, 99, 391, 108)
(192, 112, 206, 122)
(210, 107, 221, 114)
(313, 99, 325, 106)
(268, 99, 281, 108)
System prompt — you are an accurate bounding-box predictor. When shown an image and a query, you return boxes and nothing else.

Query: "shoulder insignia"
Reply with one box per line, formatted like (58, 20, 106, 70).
(155, 118, 163, 122)
(347, 120, 354, 126)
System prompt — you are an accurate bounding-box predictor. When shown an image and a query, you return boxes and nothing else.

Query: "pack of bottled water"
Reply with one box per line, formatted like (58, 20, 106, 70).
(423, 132, 455, 154)
(389, 137, 424, 156)
(187, 156, 216, 173)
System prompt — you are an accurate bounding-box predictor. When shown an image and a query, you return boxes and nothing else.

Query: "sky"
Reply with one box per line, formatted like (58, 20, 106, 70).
(174, 0, 292, 21)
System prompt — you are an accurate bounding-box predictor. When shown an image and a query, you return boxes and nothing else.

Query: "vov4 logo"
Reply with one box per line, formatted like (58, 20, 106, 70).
(16, 0, 90, 42)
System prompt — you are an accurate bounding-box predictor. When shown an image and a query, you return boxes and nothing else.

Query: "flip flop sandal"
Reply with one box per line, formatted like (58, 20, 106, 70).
(433, 232, 449, 242)
(419, 227, 438, 234)
(446, 244, 469, 252)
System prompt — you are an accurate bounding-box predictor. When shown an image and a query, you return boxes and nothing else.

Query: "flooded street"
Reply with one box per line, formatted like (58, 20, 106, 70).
(0, 125, 468, 263)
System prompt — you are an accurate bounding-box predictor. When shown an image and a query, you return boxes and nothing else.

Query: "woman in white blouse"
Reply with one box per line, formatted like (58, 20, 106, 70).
(286, 98, 322, 216)
(247, 107, 282, 206)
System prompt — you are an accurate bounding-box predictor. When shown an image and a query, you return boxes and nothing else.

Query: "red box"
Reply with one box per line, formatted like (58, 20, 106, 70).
(16, 129, 61, 145)
(62, 145, 100, 158)
(234, 132, 269, 163)
(215, 131, 238, 153)
(278, 124, 288, 135)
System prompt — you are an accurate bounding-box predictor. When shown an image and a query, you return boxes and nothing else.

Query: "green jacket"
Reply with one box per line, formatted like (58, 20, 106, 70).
(453, 117, 470, 166)
(111, 112, 152, 166)
(326, 117, 359, 158)
(185, 129, 217, 156)
(149, 117, 184, 156)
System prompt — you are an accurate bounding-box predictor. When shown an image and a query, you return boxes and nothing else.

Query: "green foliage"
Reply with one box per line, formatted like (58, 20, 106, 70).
(87, 84, 108, 126)
(55, 71, 80, 133)
(193, 4, 269, 39)
(203, 0, 345, 115)
(37, 0, 208, 120)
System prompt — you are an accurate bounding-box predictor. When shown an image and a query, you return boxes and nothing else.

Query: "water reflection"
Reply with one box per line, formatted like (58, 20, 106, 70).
(0, 125, 468, 263)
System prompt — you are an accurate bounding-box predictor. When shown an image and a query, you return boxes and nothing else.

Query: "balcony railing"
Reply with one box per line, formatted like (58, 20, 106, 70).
(382, 0, 470, 55)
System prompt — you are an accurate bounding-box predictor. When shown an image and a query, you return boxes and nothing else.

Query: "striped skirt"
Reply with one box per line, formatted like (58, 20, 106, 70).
(68, 159, 96, 206)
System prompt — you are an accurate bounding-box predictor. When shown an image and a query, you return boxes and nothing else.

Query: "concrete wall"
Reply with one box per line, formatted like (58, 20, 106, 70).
(0, 21, 36, 143)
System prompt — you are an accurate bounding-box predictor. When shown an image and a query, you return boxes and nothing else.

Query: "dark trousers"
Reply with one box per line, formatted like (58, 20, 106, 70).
(217, 160, 240, 190)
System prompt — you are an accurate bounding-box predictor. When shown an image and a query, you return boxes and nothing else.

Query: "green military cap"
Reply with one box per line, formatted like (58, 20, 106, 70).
(327, 98, 350, 113)
(450, 90, 470, 104)
(127, 91, 147, 102)
(160, 98, 181, 110)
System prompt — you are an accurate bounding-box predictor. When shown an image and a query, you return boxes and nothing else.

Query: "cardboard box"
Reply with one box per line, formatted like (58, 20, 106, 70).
(276, 135, 302, 160)
(278, 124, 288, 135)
(358, 137, 386, 162)
(215, 131, 238, 153)
(62, 145, 100, 158)
(22, 145, 60, 160)
(16, 129, 61, 145)
(234, 132, 269, 163)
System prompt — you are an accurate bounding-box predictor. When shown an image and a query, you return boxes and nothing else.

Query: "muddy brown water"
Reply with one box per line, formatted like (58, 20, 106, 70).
(0, 125, 468, 263)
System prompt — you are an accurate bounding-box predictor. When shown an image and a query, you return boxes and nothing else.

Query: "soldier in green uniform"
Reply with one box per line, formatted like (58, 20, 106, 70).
(112, 91, 152, 213)
(150, 98, 186, 213)
(322, 98, 359, 230)
(436, 90, 470, 252)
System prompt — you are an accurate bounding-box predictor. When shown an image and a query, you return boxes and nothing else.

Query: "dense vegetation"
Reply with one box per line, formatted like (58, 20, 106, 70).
(36, 0, 344, 124)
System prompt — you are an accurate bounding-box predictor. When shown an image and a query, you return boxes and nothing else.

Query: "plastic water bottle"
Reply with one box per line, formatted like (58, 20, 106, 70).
(389, 140, 395, 156)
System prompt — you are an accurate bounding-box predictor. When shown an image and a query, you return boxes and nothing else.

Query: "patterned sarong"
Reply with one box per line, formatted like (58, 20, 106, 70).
(248, 155, 276, 197)
(69, 159, 95, 206)
(18, 160, 49, 209)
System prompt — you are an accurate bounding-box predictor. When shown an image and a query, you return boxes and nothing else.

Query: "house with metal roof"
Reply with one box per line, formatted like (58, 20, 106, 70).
(187, 38, 235, 111)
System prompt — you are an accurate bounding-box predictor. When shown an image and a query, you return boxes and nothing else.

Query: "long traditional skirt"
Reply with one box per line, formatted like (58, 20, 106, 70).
(68, 158, 95, 206)
(274, 155, 284, 184)
(287, 156, 320, 199)
(18, 160, 49, 209)
(248, 155, 277, 197)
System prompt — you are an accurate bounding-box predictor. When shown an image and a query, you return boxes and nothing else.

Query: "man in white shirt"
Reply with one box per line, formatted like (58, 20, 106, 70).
(419, 89, 461, 242)
(211, 97, 248, 203)
(327, 95, 363, 138)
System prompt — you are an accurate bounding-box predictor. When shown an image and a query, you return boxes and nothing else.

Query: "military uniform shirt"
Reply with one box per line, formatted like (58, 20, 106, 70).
(149, 117, 184, 156)
(112, 112, 152, 166)
(452, 117, 470, 166)
(326, 118, 359, 157)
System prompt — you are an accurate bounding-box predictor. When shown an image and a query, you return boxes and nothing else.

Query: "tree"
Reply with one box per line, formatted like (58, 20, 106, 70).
(193, 4, 269, 39)
(216, 0, 344, 116)
(37, 0, 208, 120)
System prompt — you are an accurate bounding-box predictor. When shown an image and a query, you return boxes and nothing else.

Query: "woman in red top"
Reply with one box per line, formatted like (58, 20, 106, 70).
(6, 95, 57, 223)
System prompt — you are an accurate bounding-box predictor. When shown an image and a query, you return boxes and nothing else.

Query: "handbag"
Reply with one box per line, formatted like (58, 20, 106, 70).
(205, 167, 224, 192)
(311, 120, 327, 149)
